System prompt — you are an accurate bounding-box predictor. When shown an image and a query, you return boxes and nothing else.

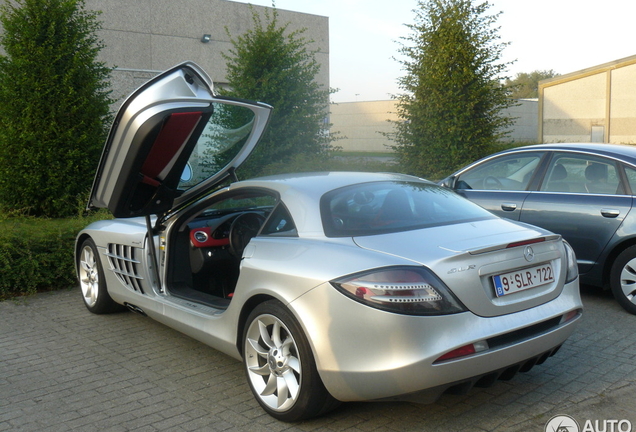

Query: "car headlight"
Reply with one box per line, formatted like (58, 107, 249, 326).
(563, 240, 578, 283)
(330, 266, 467, 315)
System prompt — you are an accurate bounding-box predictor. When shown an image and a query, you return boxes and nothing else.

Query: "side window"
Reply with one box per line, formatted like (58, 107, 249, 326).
(179, 103, 256, 189)
(540, 153, 621, 195)
(260, 203, 297, 236)
(624, 166, 636, 194)
(456, 152, 543, 191)
(211, 193, 277, 210)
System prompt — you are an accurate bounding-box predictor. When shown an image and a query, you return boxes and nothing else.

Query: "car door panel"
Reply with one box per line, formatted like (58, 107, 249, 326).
(89, 62, 273, 218)
(456, 190, 530, 220)
(519, 192, 632, 273)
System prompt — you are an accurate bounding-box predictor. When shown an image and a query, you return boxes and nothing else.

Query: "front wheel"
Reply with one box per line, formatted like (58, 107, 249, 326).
(609, 245, 636, 314)
(242, 300, 338, 421)
(77, 238, 123, 314)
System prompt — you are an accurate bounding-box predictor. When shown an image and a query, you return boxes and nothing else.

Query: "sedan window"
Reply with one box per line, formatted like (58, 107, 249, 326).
(456, 153, 543, 191)
(539, 154, 622, 195)
(623, 166, 636, 195)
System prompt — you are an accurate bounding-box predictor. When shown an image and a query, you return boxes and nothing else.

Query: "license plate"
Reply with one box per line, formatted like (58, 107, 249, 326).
(492, 264, 554, 297)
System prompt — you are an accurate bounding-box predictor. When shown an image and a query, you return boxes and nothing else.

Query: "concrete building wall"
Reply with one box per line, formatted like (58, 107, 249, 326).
(500, 99, 538, 143)
(81, 0, 329, 107)
(539, 55, 636, 144)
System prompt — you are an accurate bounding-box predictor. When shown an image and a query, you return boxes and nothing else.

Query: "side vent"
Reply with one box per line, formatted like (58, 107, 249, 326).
(106, 244, 144, 293)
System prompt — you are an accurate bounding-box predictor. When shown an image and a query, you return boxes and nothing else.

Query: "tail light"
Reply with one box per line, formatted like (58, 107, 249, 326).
(435, 341, 489, 363)
(563, 241, 578, 283)
(330, 266, 466, 315)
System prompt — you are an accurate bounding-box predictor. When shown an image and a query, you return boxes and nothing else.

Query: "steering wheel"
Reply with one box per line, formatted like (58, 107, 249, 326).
(484, 176, 504, 190)
(228, 212, 265, 258)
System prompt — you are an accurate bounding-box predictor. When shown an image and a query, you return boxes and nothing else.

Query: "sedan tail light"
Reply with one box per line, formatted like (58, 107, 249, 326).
(331, 267, 466, 315)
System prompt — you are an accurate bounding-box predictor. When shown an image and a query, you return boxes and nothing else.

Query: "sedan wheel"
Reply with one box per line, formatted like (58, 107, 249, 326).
(243, 301, 338, 421)
(610, 245, 636, 315)
(77, 238, 122, 314)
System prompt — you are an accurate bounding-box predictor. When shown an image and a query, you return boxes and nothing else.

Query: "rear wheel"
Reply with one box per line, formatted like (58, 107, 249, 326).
(242, 300, 338, 421)
(609, 245, 636, 314)
(77, 238, 123, 314)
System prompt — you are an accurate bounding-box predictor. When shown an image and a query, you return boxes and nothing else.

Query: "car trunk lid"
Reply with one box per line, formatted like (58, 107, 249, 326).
(353, 219, 566, 317)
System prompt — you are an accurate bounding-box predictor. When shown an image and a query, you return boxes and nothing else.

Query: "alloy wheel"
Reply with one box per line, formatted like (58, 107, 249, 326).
(79, 244, 100, 308)
(244, 313, 301, 412)
(619, 257, 636, 305)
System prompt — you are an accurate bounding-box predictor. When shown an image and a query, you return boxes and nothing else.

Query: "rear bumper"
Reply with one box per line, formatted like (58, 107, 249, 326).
(379, 343, 564, 404)
(291, 279, 582, 402)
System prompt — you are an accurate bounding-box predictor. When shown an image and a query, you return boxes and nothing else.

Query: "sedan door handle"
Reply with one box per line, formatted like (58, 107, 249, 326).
(601, 208, 620, 218)
(501, 203, 517, 212)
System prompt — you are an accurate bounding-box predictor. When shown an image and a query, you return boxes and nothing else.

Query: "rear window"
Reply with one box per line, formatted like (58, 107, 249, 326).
(321, 181, 494, 237)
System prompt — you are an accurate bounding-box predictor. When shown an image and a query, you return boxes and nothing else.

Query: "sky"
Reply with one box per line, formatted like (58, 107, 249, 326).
(233, 0, 636, 103)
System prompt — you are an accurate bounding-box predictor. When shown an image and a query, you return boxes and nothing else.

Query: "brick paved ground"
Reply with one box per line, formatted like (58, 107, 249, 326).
(1, 285, 635, 431)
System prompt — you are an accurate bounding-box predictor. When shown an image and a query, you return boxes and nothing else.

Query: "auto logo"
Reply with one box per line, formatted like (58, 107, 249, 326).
(544, 415, 579, 432)
(524, 246, 535, 262)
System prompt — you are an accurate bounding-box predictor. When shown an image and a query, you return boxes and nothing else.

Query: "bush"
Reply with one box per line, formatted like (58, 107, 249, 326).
(0, 0, 113, 218)
(222, 6, 335, 179)
(391, 0, 514, 180)
(0, 213, 108, 300)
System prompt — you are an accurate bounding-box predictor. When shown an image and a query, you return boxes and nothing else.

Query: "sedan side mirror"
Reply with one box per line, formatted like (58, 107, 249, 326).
(438, 175, 457, 189)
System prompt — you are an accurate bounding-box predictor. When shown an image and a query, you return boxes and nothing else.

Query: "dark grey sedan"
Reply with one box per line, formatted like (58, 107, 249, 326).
(441, 143, 636, 314)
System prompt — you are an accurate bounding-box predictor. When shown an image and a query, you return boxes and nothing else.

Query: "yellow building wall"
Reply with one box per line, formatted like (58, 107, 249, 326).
(331, 99, 539, 152)
(330, 101, 398, 153)
(610, 63, 636, 144)
(540, 55, 636, 144)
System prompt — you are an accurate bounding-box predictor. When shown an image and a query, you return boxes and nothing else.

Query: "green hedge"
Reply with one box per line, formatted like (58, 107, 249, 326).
(0, 214, 107, 300)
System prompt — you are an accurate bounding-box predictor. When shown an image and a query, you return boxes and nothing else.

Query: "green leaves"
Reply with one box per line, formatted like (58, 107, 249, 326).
(505, 70, 559, 98)
(392, 0, 515, 180)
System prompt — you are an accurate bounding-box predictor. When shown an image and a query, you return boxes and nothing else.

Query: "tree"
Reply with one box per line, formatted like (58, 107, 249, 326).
(0, 0, 112, 218)
(221, 6, 333, 179)
(505, 70, 559, 99)
(391, 0, 514, 180)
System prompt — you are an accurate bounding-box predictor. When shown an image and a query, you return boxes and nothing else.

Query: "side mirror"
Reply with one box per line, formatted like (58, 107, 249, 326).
(438, 175, 457, 189)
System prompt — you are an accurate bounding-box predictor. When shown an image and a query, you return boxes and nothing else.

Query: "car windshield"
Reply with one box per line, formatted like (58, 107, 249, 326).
(321, 181, 495, 237)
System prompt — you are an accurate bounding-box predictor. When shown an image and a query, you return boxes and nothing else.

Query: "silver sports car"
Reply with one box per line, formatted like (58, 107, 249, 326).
(76, 62, 583, 421)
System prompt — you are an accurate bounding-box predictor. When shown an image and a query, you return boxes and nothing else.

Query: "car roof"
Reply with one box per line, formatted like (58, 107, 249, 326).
(502, 143, 636, 165)
(232, 171, 432, 237)
(237, 171, 428, 194)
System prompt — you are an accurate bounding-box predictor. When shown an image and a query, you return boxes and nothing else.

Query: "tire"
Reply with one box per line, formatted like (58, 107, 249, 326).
(242, 300, 339, 421)
(609, 245, 636, 315)
(77, 238, 123, 314)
